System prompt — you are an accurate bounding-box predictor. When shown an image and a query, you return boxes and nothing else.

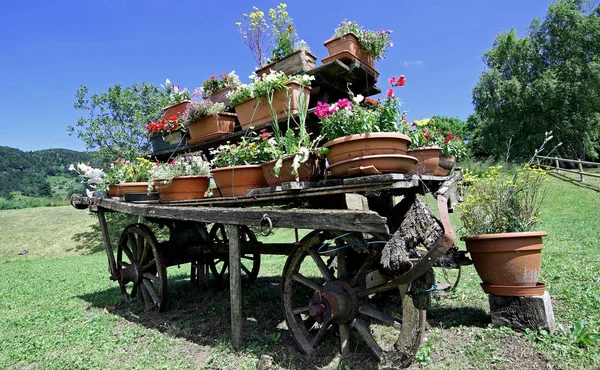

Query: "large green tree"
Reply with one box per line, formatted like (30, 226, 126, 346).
(68, 83, 169, 166)
(472, 0, 600, 160)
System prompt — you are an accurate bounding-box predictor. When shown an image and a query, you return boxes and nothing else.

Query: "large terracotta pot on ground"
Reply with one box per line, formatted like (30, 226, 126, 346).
(261, 154, 325, 186)
(162, 101, 191, 118)
(255, 50, 317, 77)
(323, 33, 374, 68)
(187, 113, 236, 144)
(407, 146, 442, 175)
(433, 155, 456, 176)
(211, 165, 268, 197)
(156, 176, 210, 201)
(234, 82, 311, 130)
(323, 133, 412, 167)
(464, 231, 547, 286)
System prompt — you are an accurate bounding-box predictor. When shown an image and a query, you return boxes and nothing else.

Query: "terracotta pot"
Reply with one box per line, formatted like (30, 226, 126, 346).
(261, 154, 325, 186)
(234, 82, 311, 130)
(187, 113, 236, 143)
(211, 165, 268, 197)
(433, 155, 456, 176)
(407, 147, 442, 175)
(107, 184, 122, 197)
(256, 49, 317, 77)
(464, 231, 547, 286)
(118, 182, 150, 195)
(206, 87, 234, 107)
(327, 154, 417, 177)
(162, 100, 191, 118)
(323, 33, 374, 68)
(323, 133, 412, 167)
(481, 282, 546, 297)
(156, 176, 210, 201)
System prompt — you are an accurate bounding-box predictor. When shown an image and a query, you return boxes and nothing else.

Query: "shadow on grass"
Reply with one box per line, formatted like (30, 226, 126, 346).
(78, 268, 495, 369)
(548, 172, 600, 192)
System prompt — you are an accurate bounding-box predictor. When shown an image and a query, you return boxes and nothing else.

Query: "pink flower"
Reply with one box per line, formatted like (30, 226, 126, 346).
(387, 88, 394, 98)
(336, 98, 353, 111)
(397, 75, 406, 87)
(315, 101, 331, 119)
(261, 132, 271, 138)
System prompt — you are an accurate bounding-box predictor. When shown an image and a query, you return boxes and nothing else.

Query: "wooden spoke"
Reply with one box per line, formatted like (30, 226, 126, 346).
(350, 249, 380, 287)
(139, 242, 149, 265)
(121, 261, 130, 268)
(359, 304, 402, 329)
(308, 248, 335, 282)
(310, 323, 330, 348)
(136, 234, 145, 260)
(143, 272, 160, 284)
(240, 263, 252, 276)
(208, 224, 260, 283)
(353, 317, 382, 361)
(291, 273, 322, 291)
(143, 259, 156, 271)
(337, 247, 348, 280)
(339, 324, 351, 357)
(127, 234, 138, 257)
(292, 306, 309, 315)
(242, 256, 255, 261)
(121, 243, 134, 262)
(219, 262, 228, 276)
(130, 282, 138, 300)
(142, 279, 160, 305)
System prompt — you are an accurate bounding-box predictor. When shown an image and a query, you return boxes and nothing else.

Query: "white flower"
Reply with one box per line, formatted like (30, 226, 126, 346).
(354, 94, 364, 104)
(68, 164, 75, 171)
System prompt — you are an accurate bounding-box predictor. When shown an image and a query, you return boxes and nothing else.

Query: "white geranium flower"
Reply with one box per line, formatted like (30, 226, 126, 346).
(354, 94, 364, 104)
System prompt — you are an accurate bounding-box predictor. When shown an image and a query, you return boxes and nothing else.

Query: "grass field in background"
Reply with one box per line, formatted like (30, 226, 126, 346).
(0, 174, 598, 369)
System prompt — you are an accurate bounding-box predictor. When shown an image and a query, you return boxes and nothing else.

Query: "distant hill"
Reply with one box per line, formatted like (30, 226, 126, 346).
(0, 146, 94, 197)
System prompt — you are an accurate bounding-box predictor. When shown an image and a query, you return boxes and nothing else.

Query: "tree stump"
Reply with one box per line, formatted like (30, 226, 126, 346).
(488, 291, 556, 333)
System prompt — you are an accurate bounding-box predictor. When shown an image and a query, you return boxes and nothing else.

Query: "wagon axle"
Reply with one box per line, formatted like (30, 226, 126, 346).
(308, 281, 358, 324)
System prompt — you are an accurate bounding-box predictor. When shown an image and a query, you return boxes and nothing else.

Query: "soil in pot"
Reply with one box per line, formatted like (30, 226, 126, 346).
(464, 231, 547, 286)
(156, 176, 210, 201)
(261, 154, 324, 186)
(211, 165, 268, 197)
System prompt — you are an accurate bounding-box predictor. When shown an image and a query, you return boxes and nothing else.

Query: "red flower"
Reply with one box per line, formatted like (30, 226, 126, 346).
(209, 75, 215, 80)
(444, 133, 453, 143)
(423, 131, 430, 140)
(365, 97, 379, 105)
(387, 88, 394, 98)
(396, 75, 406, 87)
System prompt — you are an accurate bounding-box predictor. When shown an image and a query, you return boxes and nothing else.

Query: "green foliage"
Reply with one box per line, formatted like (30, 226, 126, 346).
(268, 3, 296, 61)
(180, 100, 226, 128)
(210, 131, 274, 168)
(200, 72, 241, 98)
(471, 0, 600, 160)
(69, 83, 169, 167)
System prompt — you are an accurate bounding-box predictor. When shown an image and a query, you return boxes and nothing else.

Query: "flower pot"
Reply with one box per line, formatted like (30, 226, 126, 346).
(206, 87, 235, 107)
(407, 147, 442, 175)
(327, 154, 417, 177)
(118, 182, 150, 195)
(464, 231, 547, 286)
(162, 100, 191, 118)
(261, 154, 325, 186)
(187, 113, 236, 144)
(150, 131, 187, 152)
(234, 82, 311, 130)
(323, 33, 374, 68)
(107, 184, 122, 197)
(481, 282, 546, 297)
(156, 175, 210, 201)
(211, 165, 268, 197)
(256, 49, 318, 77)
(433, 155, 456, 176)
(323, 133, 412, 167)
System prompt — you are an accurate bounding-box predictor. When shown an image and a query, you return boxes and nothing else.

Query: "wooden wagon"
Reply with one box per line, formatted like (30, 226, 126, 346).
(70, 60, 469, 367)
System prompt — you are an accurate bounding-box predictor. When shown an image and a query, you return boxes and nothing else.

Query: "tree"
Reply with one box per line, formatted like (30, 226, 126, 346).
(430, 115, 468, 138)
(471, 0, 600, 160)
(68, 83, 169, 166)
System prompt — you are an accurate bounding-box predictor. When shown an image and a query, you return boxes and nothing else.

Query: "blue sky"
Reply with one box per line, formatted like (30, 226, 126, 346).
(0, 0, 552, 152)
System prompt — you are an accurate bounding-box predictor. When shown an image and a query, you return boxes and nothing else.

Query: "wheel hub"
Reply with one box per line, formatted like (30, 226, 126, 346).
(119, 263, 143, 285)
(308, 281, 358, 324)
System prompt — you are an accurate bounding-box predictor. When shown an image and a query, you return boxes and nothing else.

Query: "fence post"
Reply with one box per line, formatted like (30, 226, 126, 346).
(578, 161, 585, 183)
(555, 159, 560, 174)
(536, 156, 540, 167)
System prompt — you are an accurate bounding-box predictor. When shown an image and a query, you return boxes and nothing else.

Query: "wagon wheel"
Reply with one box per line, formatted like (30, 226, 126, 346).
(117, 223, 167, 312)
(282, 230, 426, 366)
(207, 223, 261, 283)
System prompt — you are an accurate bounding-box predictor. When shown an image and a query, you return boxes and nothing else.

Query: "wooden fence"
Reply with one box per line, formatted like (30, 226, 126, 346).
(535, 155, 600, 183)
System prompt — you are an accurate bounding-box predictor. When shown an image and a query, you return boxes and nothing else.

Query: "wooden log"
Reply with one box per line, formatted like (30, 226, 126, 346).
(228, 224, 243, 348)
(488, 291, 556, 333)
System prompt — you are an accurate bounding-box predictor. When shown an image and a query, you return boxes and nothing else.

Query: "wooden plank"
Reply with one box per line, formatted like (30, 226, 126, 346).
(94, 199, 388, 233)
(228, 224, 243, 348)
(97, 209, 118, 279)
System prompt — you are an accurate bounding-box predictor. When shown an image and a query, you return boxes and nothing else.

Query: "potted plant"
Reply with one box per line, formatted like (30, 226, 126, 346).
(259, 83, 327, 186)
(103, 158, 155, 197)
(318, 75, 416, 177)
(209, 131, 272, 197)
(160, 78, 200, 117)
(406, 118, 443, 175)
(322, 20, 393, 73)
(457, 163, 551, 295)
(434, 132, 468, 176)
(146, 114, 187, 152)
(148, 153, 211, 201)
(227, 70, 313, 130)
(68, 163, 106, 197)
(200, 72, 241, 107)
(235, 4, 316, 76)
(181, 100, 235, 144)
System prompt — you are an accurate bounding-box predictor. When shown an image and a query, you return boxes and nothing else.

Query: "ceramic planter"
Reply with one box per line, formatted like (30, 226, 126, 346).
(433, 155, 456, 176)
(187, 113, 236, 144)
(156, 175, 210, 201)
(162, 100, 191, 118)
(407, 147, 442, 175)
(107, 184, 122, 197)
(150, 131, 187, 152)
(327, 154, 417, 177)
(234, 82, 311, 130)
(261, 154, 325, 186)
(211, 165, 268, 197)
(481, 282, 546, 297)
(324, 33, 374, 68)
(118, 182, 150, 195)
(255, 49, 317, 77)
(205, 87, 235, 107)
(323, 133, 412, 167)
(464, 231, 547, 287)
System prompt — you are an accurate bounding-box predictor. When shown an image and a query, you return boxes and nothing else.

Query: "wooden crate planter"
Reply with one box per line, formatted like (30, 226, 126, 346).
(255, 49, 317, 77)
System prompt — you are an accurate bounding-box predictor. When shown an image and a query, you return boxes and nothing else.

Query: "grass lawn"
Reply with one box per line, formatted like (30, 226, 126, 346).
(0, 174, 598, 369)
